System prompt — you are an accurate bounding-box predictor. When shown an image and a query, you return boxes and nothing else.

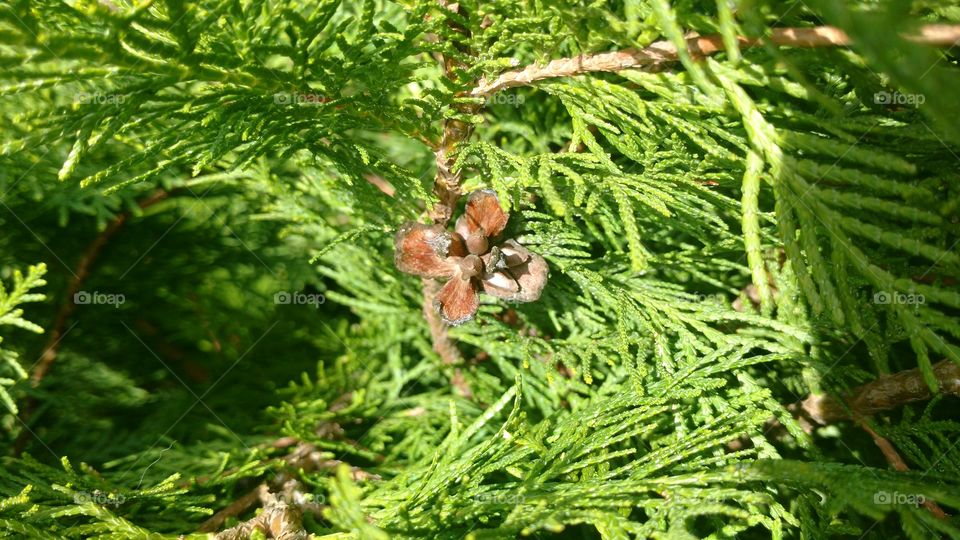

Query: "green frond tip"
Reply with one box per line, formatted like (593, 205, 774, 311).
(309, 225, 389, 264)
(0, 263, 48, 414)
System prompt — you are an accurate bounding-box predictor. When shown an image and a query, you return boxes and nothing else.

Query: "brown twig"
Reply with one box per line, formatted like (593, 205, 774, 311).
(281, 441, 382, 481)
(13, 189, 171, 455)
(418, 1, 478, 368)
(198, 484, 268, 533)
(729, 258, 959, 427)
(471, 24, 960, 97)
(802, 360, 960, 425)
(736, 265, 956, 511)
(857, 418, 911, 472)
(191, 413, 375, 484)
(429, 113, 475, 225)
(450, 367, 473, 399)
(856, 417, 949, 519)
(794, 359, 956, 519)
(428, 1, 478, 227)
(751, 361, 959, 521)
(199, 438, 381, 537)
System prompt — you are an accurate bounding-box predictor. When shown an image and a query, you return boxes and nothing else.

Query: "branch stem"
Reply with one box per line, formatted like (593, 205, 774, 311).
(420, 1, 477, 366)
(802, 359, 960, 424)
(856, 417, 949, 519)
(471, 24, 960, 97)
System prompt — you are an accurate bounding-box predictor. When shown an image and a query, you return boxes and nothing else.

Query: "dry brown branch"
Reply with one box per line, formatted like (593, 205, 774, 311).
(200, 439, 381, 537)
(281, 441, 382, 482)
(428, 1, 478, 226)
(429, 114, 475, 225)
(793, 360, 956, 519)
(418, 1, 476, 368)
(364, 174, 396, 197)
(451, 367, 473, 399)
(471, 24, 960, 97)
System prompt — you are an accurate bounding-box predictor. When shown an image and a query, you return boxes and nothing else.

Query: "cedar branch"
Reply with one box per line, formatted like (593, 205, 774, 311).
(471, 24, 960, 97)
(802, 359, 960, 424)
(419, 1, 476, 367)
(198, 484, 266, 533)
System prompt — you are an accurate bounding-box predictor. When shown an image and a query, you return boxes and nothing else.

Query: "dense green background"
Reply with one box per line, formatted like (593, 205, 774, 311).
(1, 0, 959, 538)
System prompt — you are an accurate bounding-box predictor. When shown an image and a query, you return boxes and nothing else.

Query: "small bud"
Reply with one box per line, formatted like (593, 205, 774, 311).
(466, 233, 488, 255)
(459, 254, 483, 279)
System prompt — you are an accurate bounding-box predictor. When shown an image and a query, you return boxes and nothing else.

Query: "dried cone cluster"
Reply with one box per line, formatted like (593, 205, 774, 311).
(395, 190, 549, 325)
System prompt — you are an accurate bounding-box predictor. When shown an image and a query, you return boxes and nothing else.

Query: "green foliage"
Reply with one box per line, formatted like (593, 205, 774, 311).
(0, 454, 213, 538)
(0, 0, 958, 538)
(0, 263, 46, 417)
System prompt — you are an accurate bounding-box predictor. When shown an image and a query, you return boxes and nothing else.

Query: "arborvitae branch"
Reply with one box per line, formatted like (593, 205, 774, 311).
(1, 1, 959, 538)
(471, 24, 960, 97)
(198, 484, 265, 534)
(430, 1, 478, 225)
(420, 1, 477, 366)
(803, 360, 960, 424)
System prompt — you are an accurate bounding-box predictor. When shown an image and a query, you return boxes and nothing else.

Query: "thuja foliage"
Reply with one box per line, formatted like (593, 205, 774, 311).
(0, 0, 959, 538)
(0, 264, 45, 418)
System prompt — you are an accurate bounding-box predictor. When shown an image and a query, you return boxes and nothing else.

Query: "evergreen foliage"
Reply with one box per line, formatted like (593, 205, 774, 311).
(0, 264, 45, 417)
(0, 0, 958, 538)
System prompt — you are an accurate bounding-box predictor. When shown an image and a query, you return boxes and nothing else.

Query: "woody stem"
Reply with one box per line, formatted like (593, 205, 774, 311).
(470, 24, 960, 97)
(420, 0, 476, 365)
(421, 279, 462, 365)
